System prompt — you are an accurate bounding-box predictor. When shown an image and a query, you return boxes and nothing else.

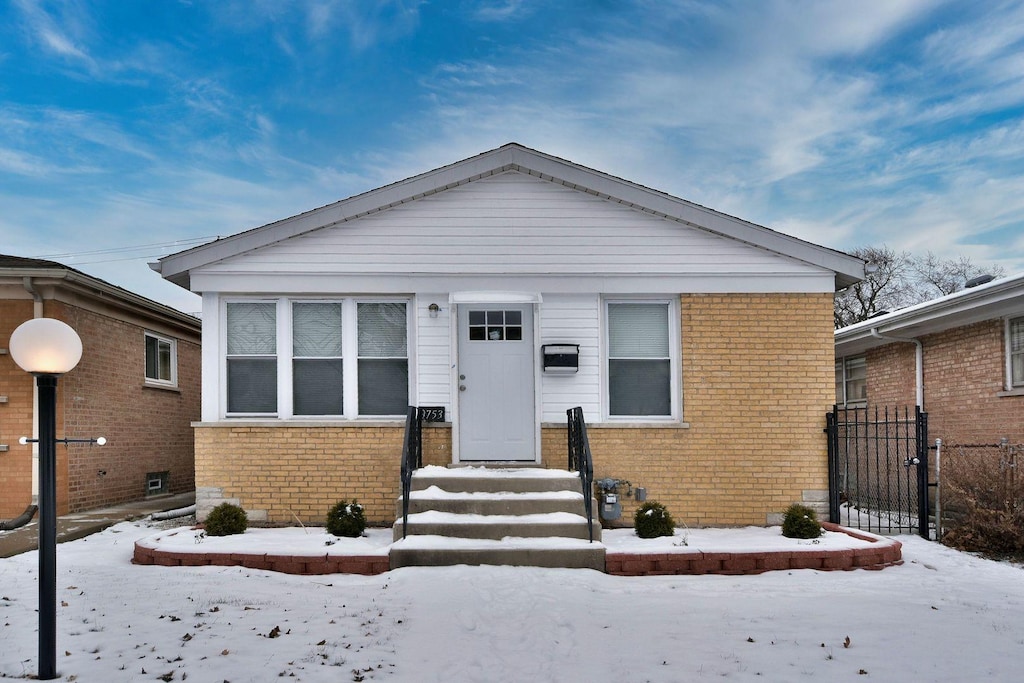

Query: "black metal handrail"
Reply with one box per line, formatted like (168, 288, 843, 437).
(567, 406, 595, 543)
(400, 406, 423, 540)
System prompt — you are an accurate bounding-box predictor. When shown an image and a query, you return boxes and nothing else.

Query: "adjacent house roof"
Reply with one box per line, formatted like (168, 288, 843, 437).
(835, 272, 1024, 356)
(0, 254, 200, 327)
(153, 143, 867, 291)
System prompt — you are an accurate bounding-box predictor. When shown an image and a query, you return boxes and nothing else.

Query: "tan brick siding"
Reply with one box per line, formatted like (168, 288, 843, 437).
(195, 292, 834, 528)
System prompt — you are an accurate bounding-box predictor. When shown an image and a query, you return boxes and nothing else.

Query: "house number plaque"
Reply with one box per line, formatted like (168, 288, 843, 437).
(419, 407, 446, 423)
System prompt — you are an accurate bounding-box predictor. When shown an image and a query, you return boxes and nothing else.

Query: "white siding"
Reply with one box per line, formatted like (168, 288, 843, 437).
(540, 294, 601, 422)
(199, 172, 819, 281)
(415, 294, 452, 413)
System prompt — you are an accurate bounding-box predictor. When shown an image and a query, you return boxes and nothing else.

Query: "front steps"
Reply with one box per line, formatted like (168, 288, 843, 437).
(390, 466, 605, 570)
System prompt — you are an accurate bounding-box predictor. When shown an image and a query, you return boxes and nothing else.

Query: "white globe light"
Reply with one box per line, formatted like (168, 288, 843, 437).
(9, 318, 83, 374)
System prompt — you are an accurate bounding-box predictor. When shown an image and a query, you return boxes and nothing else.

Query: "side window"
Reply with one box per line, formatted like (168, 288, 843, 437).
(836, 356, 867, 405)
(145, 332, 176, 386)
(1010, 317, 1024, 388)
(606, 302, 673, 418)
(357, 302, 408, 416)
(226, 302, 278, 414)
(293, 302, 344, 416)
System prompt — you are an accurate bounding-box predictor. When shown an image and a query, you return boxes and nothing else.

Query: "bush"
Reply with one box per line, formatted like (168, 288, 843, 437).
(781, 503, 822, 539)
(203, 502, 248, 537)
(326, 500, 366, 538)
(634, 501, 675, 539)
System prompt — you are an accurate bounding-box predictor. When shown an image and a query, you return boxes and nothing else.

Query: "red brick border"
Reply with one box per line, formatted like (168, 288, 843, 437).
(606, 523, 902, 576)
(133, 544, 390, 575)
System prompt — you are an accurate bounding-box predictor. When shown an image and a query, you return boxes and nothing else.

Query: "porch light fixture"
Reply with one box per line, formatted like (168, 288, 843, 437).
(9, 318, 83, 681)
(428, 303, 440, 318)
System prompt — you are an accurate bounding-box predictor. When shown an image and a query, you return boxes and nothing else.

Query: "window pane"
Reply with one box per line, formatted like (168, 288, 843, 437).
(608, 304, 669, 357)
(293, 359, 344, 415)
(609, 359, 671, 416)
(227, 303, 276, 355)
(358, 359, 408, 415)
(358, 303, 407, 356)
(294, 303, 343, 357)
(158, 340, 172, 381)
(845, 357, 867, 402)
(227, 358, 277, 413)
(145, 335, 159, 379)
(1014, 355, 1024, 386)
(835, 362, 844, 404)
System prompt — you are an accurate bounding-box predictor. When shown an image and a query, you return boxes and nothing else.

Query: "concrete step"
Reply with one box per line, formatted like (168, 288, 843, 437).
(410, 466, 584, 494)
(389, 536, 606, 570)
(393, 510, 601, 542)
(398, 487, 589, 517)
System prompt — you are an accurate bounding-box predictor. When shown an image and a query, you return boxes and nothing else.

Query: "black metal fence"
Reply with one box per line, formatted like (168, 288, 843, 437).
(826, 405, 930, 538)
(399, 406, 423, 540)
(567, 406, 595, 543)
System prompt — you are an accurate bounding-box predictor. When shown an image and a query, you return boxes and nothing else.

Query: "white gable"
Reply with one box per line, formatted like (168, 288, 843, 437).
(191, 172, 834, 295)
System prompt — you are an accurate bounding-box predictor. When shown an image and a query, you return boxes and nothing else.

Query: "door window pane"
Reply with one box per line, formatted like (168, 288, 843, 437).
(608, 303, 671, 417)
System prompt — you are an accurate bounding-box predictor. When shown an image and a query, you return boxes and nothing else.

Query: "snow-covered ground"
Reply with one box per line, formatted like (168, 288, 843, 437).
(1, 519, 1021, 682)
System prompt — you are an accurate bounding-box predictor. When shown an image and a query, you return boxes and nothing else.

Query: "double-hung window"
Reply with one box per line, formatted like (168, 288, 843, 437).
(606, 301, 675, 418)
(835, 356, 867, 406)
(1009, 317, 1024, 389)
(225, 298, 408, 418)
(145, 332, 177, 387)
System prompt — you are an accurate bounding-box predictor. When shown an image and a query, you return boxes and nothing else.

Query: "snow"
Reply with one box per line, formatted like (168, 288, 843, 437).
(415, 465, 577, 479)
(2, 520, 1022, 681)
(410, 485, 582, 500)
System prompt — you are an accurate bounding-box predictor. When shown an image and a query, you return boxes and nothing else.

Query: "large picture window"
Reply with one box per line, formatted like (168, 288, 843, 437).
(225, 298, 409, 418)
(606, 302, 673, 418)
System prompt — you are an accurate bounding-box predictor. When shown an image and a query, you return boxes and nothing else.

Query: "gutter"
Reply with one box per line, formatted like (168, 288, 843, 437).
(22, 276, 43, 318)
(870, 328, 924, 408)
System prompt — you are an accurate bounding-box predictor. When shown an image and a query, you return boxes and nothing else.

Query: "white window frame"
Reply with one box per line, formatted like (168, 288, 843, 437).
(1006, 316, 1024, 390)
(602, 297, 680, 422)
(835, 356, 867, 406)
(144, 331, 177, 388)
(222, 297, 412, 419)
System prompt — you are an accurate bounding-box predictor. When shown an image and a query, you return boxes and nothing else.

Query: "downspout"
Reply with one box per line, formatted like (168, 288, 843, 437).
(22, 276, 43, 318)
(870, 328, 924, 408)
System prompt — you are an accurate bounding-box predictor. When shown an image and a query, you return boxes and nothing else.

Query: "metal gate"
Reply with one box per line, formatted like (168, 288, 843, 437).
(826, 405, 930, 538)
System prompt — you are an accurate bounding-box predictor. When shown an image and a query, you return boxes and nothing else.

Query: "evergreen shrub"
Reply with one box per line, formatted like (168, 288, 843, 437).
(634, 501, 675, 539)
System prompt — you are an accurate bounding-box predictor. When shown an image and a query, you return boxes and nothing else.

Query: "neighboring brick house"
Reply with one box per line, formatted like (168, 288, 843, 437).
(154, 143, 867, 527)
(0, 256, 201, 519)
(834, 273, 1024, 445)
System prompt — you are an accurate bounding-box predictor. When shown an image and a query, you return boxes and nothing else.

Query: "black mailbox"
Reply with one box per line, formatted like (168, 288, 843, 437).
(542, 344, 579, 374)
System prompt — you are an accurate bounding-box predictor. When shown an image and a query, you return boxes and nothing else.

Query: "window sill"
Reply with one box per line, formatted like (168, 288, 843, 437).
(195, 418, 406, 428)
(143, 381, 180, 393)
(996, 388, 1024, 398)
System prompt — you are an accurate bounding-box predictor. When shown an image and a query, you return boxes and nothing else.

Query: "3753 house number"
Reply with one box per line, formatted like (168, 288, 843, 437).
(419, 407, 445, 423)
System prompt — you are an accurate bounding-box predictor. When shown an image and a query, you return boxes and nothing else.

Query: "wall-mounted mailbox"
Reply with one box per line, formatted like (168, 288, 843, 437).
(542, 344, 580, 374)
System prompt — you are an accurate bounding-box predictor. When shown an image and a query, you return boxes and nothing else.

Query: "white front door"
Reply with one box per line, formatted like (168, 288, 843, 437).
(457, 304, 536, 461)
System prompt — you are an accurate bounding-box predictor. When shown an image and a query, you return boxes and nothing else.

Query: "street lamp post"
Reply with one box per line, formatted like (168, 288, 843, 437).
(9, 318, 84, 681)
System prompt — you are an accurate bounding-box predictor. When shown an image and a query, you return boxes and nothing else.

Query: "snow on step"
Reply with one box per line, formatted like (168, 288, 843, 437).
(409, 486, 583, 500)
(406, 511, 588, 525)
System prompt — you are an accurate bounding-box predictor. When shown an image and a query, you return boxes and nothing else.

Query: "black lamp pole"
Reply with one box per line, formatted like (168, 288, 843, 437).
(35, 373, 59, 681)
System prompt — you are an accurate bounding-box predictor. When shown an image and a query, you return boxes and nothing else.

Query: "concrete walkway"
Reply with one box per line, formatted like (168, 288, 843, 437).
(0, 491, 195, 559)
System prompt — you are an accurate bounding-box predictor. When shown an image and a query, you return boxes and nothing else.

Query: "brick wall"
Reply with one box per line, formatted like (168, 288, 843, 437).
(0, 300, 38, 518)
(194, 424, 453, 525)
(1, 297, 200, 517)
(194, 292, 834, 528)
(865, 319, 1023, 444)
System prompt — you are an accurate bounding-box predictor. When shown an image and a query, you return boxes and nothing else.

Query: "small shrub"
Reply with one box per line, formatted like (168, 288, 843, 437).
(781, 503, 823, 539)
(634, 501, 675, 539)
(326, 500, 366, 538)
(203, 502, 248, 537)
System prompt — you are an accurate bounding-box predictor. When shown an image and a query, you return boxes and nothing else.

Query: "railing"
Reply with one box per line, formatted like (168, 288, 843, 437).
(399, 406, 423, 540)
(567, 406, 595, 543)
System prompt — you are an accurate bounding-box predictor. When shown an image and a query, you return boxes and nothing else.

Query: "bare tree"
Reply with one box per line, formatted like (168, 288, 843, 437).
(835, 246, 1005, 328)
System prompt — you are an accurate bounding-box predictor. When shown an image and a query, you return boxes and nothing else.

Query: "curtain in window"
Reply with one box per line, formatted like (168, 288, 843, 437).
(227, 302, 277, 413)
(293, 303, 344, 415)
(357, 303, 408, 415)
(608, 303, 671, 416)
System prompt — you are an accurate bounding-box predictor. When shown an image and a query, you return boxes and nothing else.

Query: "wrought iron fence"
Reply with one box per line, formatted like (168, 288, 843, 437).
(826, 405, 930, 538)
(399, 406, 423, 540)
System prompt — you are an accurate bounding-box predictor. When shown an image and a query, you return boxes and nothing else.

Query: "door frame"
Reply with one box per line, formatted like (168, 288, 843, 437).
(449, 292, 543, 465)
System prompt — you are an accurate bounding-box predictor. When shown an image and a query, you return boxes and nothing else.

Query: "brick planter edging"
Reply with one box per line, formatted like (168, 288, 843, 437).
(605, 523, 903, 576)
(132, 544, 390, 575)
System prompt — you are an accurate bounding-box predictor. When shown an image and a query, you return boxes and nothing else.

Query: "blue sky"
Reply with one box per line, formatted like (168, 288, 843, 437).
(2, 0, 1023, 313)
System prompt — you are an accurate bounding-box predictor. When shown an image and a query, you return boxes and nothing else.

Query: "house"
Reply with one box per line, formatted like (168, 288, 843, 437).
(834, 272, 1024, 445)
(154, 143, 866, 529)
(0, 256, 201, 520)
